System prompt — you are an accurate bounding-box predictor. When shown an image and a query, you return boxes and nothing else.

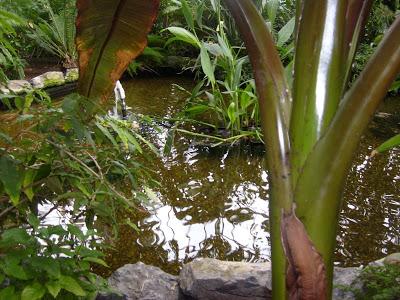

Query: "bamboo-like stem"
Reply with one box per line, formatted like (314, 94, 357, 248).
(296, 16, 400, 295)
(222, 1, 293, 298)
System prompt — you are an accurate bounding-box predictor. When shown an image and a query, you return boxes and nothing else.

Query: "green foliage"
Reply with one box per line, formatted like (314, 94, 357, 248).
(0, 92, 159, 298)
(350, 1, 399, 91)
(126, 35, 167, 76)
(29, 0, 77, 67)
(162, 0, 296, 140)
(0, 8, 26, 82)
(0, 223, 109, 299)
(372, 133, 400, 155)
(354, 265, 400, 300)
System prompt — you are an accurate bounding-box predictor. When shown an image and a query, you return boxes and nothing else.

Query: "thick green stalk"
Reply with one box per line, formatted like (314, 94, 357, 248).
(296, 16, 400, 295)
(222, 1, 292, 298)
(290, 0, 346, 186)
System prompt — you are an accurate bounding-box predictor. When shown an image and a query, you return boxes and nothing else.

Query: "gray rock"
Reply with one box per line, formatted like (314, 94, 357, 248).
(179, 258, 272, 300)
(384, 252, 400, 265)
(7, 80, 32, 94)
(332, 267, 362, 300)
(0, 84, 10, 94)
(106, 262, 180, 300)
(65, 68, 79, 82)
(31, 71, 65, 89)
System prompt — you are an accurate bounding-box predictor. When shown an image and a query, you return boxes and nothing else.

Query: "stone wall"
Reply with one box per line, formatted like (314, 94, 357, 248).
(0, 69, 78, 95)
(98, 253, 400, 300)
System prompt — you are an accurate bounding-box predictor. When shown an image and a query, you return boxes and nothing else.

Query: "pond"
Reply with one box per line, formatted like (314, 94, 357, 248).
(98, 76, 400, 276)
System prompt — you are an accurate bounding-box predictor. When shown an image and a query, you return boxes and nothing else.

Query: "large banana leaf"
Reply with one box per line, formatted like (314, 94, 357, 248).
(76, 0, 159, 104)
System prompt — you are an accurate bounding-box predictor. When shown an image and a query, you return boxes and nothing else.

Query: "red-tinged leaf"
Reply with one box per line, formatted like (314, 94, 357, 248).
(76, 0, 160, 104)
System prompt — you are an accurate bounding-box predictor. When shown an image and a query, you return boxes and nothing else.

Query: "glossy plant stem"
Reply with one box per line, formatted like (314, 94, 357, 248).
(296, 16, 400, 294)
(290, 0, 346, 186)
(222, 1, 293, 298)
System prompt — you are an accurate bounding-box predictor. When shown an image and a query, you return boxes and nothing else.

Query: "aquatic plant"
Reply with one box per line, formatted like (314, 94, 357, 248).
(164, 0, 296, 138)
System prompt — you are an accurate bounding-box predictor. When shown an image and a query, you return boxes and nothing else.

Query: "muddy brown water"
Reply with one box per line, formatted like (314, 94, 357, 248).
(96, 76, 399, 276)
(2, 76, 398, 276)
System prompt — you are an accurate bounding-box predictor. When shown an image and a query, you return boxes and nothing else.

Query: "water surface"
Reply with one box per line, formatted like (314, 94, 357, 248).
(100, 77, 400, 275)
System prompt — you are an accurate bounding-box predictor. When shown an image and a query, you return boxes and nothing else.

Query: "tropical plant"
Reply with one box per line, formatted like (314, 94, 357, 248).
(0, 8, 26, 82)
(29, 0, 77, 68)
(74, 0, 399, 299)
(221, 0, 400, 299)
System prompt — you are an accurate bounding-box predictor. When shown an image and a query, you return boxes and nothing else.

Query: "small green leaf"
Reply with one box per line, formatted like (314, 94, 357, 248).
(185, 105, 210, 116)
(277, 17, 295, 47)
(27, 214, 40, 230)
(96, 122, 118, 148)
(1, 228, 30, 246)
(62, 94, 78, 114)
(164, 127, 176, 155)
(31, 257, 61, 279)
(373, 134, 400, 155)
(217, 34, 233, 61)
(21, 282, 46, 300)
(3, 263, 28, 280)
(46, 281, 61, 298)
(67, 224, 85, 241)
(60, 275, 87, 297)
(23, 93, 34, 114)
(83, 257, 109, 267)
(227, 102, 237, 126)
(14, 97, 24, 111)
(165, 27, 201, 48)
(0, 155, 23, 205)
(181, 0, 194, 30)
(266, 0, 279, 25)
(0, 286, 18, 300)
(126, 218, 140, 233)
(23, 169, 37, 201)
(200, 44, 215, 85)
